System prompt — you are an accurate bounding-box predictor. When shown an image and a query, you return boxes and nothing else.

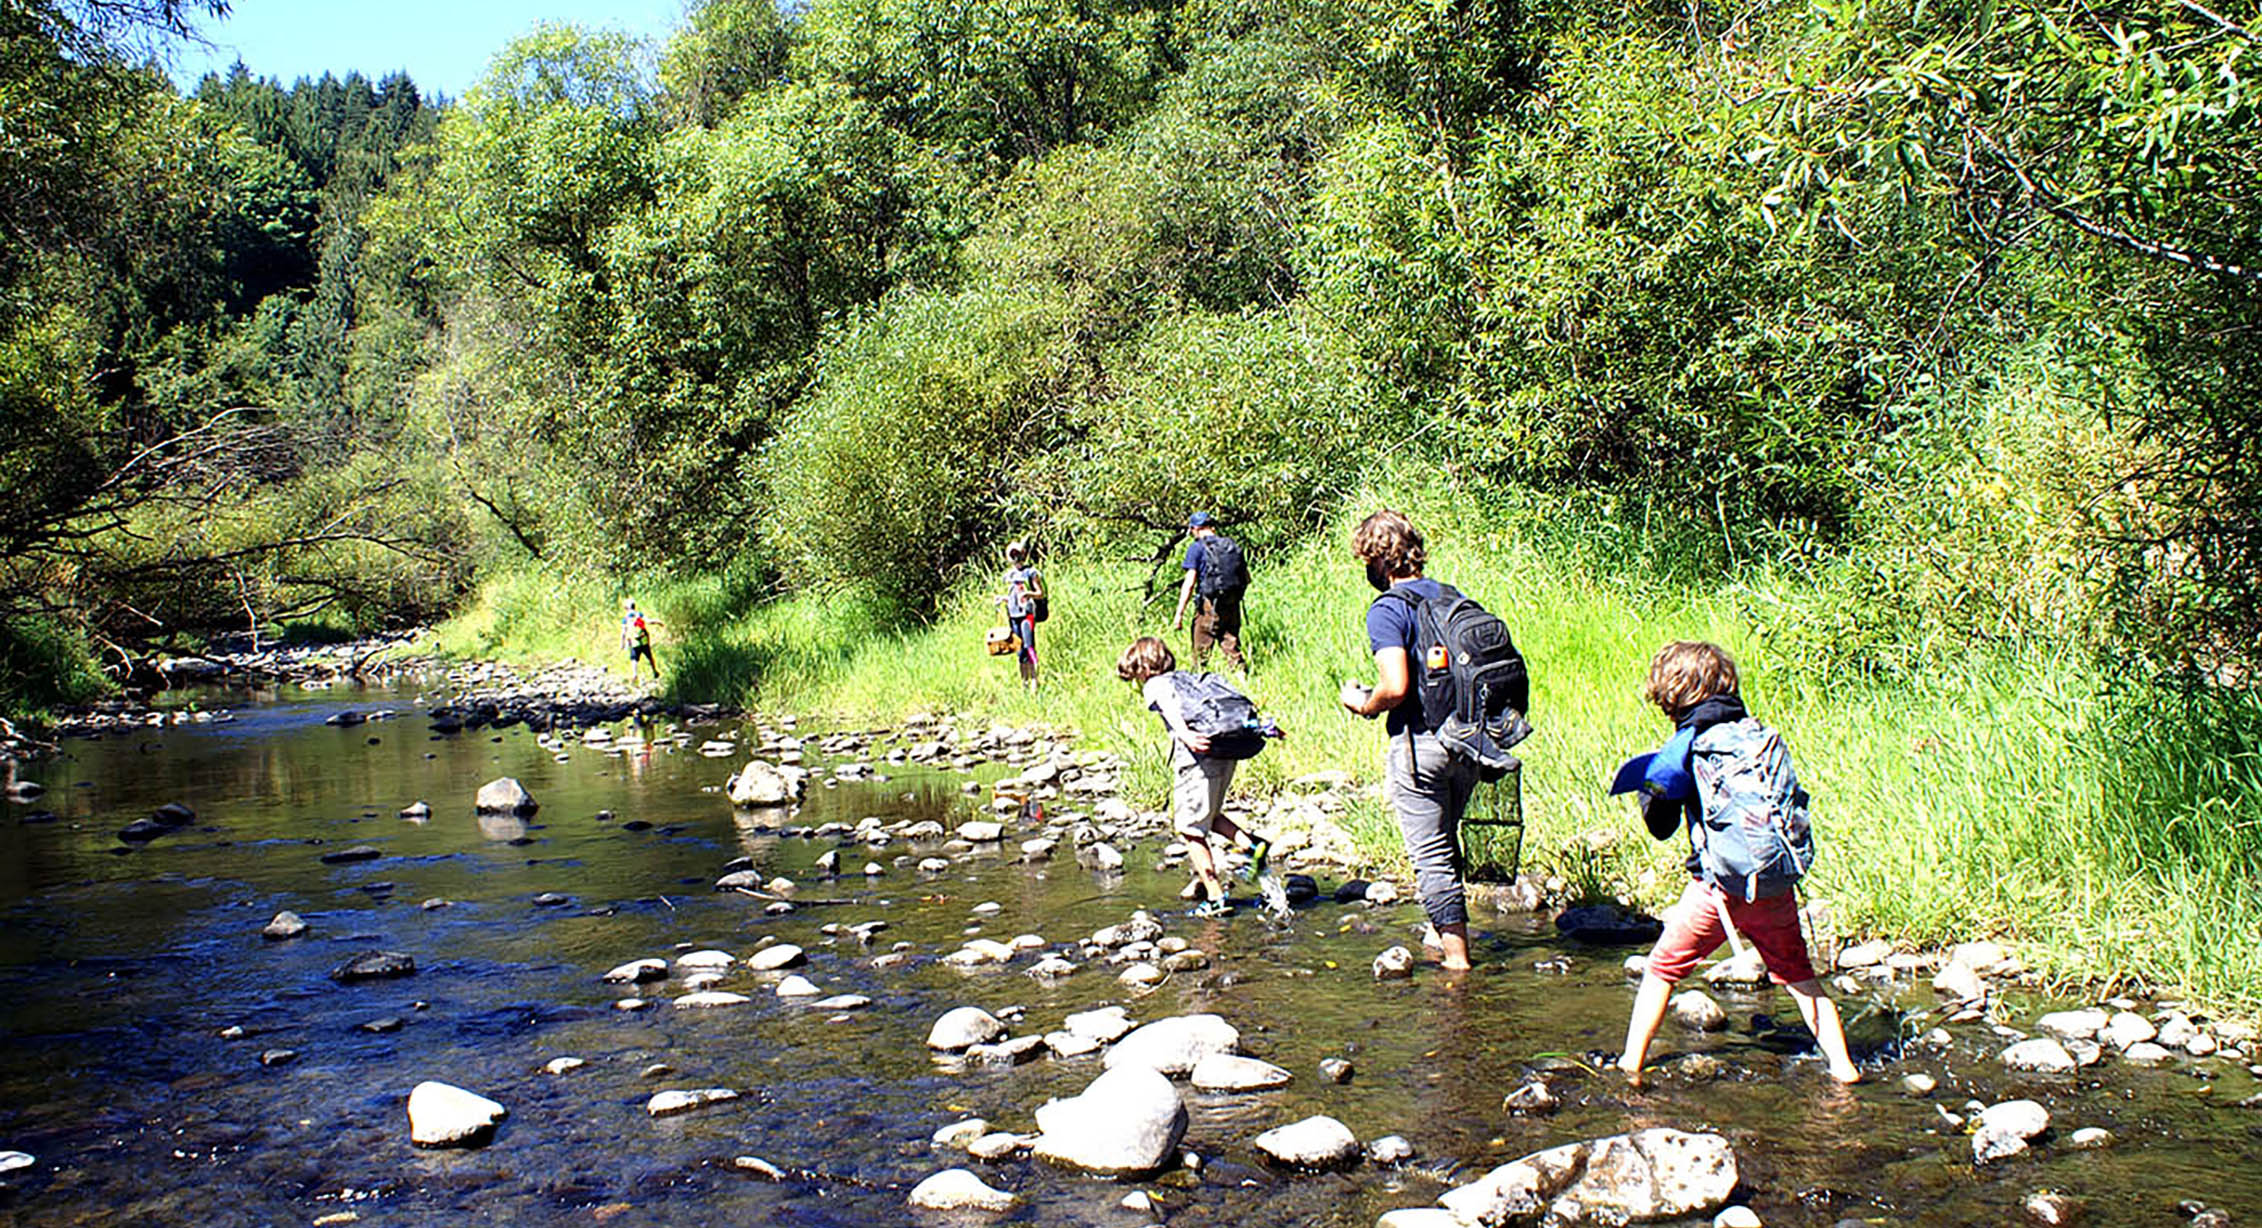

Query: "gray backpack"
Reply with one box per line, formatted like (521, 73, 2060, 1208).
(1690, 718, 1814, 901)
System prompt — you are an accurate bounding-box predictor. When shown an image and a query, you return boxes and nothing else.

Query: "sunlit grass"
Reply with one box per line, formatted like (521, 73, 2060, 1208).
(440, 482, 2262, 1009)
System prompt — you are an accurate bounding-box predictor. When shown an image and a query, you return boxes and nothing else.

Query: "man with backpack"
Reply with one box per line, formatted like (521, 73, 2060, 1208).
(1171, 511, 1249, 672)
(1610, 640, 1859, 1086)
(1339, 509, 1530, 973)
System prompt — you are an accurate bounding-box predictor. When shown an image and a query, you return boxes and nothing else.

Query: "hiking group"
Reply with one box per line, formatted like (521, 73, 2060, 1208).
(1111, 506, 1858, 1084)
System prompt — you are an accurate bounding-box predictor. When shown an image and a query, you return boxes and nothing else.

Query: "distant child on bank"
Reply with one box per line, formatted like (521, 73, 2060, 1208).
(1116, 636, 1279, 917)
(1611, 640, 1859, 1085)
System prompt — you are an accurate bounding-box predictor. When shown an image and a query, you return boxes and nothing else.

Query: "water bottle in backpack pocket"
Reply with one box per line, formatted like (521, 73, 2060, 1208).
(1375, 583, 1532, 779)
(1689, 718, 1814, 901)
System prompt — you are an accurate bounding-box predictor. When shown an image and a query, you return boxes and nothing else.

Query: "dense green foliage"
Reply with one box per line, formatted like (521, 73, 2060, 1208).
(10, 0, 2262, 993)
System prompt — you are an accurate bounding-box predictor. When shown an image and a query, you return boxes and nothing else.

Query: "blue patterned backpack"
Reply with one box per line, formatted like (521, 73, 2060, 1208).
(1689, 718, 1814, 901)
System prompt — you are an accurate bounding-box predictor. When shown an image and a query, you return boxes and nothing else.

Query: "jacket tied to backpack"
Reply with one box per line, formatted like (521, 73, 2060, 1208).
(1640, 695, 1814, 901)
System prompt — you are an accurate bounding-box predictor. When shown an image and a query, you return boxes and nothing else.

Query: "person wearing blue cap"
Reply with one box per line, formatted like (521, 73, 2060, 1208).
(1170, 511, 1249, 671)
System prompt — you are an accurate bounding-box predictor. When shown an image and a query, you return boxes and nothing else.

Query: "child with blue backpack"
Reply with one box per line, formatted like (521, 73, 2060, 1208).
(1613, 640, 1859, 1086)
(1117, 636, 1279, 917)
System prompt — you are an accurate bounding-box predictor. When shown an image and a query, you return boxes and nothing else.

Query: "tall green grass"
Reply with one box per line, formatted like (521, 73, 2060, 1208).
(442, 481, 2262, 1009)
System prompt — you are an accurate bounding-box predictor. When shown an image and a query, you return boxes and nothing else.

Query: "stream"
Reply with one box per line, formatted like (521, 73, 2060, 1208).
(0, 678, 2255, 1226)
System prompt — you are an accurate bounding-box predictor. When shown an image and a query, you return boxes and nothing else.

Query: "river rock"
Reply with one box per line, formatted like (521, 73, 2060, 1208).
(1933, 961, 1988, 1003)
(2122, 1041, 2174, 1065)
(934, 1118, 989, 1149)
(675, 949, 735, 971)
(1320, 1057, 1354, 1083)
(1714, 1208, 1762, 1228)
(776, 976, 821, 997)
(2068, 1127, 2114, 1149)
(117, 818, 169, 843)
(330, 950, 416, 983)
(602, 958, 669, 983)
(1554, 904, 1664, 945)
(1434, 1128, 1737, 1226)
(399, 801, 431, 819)
(1378, 1213, 1463, 1228)
(320, 845, 382, 864)
(747, 943, 806, 971)
(1503, 1080, 1559, 1114)
(1973, 1099, 2050, 1164)
(1671, 990, 1728, 1031)
(959, 820, 1004, 842)
(153, 802, 197, 827)
(543, 1057, 586, 1075)
(1064, 1005, 1135, 1042)
(2025, 1191, 2079, 1225)
(647, 1087, 740, 1117)
(927, 1006, 1007, 1051)
(1190, 1054, 1293, 1092)
(2001, 1037, 2077, 1073)
(727, 761, 802, 807)
(262, 911, 308, 940)
(407, 1081, 506, 1148)
(907, 1168, 1018, 1213)
(1836, 939, 1891, 969)
(2035, 1008, 2108, 1040)
(1702, 950, 1766, 987)
(673, 991, 751, 1008)
(1255, 1115, 1360, 1168)
(0, 1151, 31, 1175)
(1374, 946, 1415, 980)
(1033, 1065, 1187, 1174)
(474, 778, 536, 814)
(1371, 1135, 1416, 1164)
(1902, 1073, 1938, 1096)
(1103, 1013, 1240, 1075)
(966, 1132, 1033, 1160)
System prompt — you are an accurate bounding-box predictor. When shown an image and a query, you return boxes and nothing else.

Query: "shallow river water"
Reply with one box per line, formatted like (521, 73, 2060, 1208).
(0, 681, 2256, 1227)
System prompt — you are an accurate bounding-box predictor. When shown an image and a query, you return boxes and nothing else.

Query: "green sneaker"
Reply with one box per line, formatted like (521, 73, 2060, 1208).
(1241, 837, 1272, 881)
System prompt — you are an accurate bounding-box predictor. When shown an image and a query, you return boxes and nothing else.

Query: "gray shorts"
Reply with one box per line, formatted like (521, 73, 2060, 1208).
(1386, 728, 1478, 929)
(1171, 746, 1236, 838)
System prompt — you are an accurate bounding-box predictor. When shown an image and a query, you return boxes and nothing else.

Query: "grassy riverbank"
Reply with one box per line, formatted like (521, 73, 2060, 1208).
(439, 482, 2262, 1009)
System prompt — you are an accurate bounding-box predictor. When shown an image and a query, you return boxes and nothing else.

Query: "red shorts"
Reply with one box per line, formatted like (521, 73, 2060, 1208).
(1643, 880, 1818, 986)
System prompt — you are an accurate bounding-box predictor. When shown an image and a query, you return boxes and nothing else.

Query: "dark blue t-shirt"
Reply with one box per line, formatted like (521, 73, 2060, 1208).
(1364, 577, 1444, 736)
(1181, 538, 1208, 575)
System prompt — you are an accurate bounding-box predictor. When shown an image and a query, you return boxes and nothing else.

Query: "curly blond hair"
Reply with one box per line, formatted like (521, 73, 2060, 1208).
(1351, 509, 1426, 576)
(1642, 641, 1739, 718)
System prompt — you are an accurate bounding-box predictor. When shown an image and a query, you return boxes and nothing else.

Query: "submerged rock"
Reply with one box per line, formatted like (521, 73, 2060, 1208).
(319, 845, 382, 864)
(2001, 1038, 2078, 1074)
(1033, 1065, 1187, 1174)
(407, 1081, 506, 1148)
(1974, 1099, 2051, 1164)
(647, 1087, 740, 1117)
(1189, 1054, 1293, 1092)
(262, 911, 308, 940)
(1431, 1128, 1737, 1226)
(330, 951, 416, 983)
(907, 1168, 1018, 1213)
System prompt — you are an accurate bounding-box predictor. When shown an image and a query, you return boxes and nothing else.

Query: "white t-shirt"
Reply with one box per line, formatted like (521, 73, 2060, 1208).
(1141, 673, 1197, 766)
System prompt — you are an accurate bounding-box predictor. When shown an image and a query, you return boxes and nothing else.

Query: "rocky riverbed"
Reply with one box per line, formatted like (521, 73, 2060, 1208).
(0, 676, 2256, 1226)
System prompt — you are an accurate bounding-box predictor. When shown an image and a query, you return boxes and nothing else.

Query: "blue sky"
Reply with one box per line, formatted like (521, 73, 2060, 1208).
(169, 0, 690, 99)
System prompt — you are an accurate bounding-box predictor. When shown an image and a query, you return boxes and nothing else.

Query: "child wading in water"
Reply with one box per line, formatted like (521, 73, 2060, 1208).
(1614, 640, 1859, 1086)
(1117, 636, 1278, 917)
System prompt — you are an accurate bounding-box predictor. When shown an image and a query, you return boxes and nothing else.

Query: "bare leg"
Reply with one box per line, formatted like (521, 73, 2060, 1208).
(1184, 836, 1227, 903)
(1785, 979, 1861, 1082)
(1617, 971, 1675, 1085)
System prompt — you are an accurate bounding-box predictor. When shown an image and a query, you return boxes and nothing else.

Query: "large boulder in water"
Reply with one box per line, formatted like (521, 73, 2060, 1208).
(728, 760, 803, 807)
(1432, 1128, 1737, 1225)
(1103, 1013, 1240, 1075)
(474, 778, 536, 815)
(407, 1081, 506, 1148)
(1033, 1065, 1186, 1174)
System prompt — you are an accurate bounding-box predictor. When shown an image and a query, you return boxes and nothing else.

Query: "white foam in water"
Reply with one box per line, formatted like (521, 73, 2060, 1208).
(1257, 873, 1291, 918)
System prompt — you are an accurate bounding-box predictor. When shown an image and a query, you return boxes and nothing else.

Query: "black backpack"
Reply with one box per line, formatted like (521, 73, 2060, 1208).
(1161, 671, 1268, 760)
(1374, 583, 1532, 778)
(1197, 534, 1249, 599)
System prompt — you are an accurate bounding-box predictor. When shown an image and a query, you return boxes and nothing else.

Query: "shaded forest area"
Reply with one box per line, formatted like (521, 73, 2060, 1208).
(5, 0, 2261, 707)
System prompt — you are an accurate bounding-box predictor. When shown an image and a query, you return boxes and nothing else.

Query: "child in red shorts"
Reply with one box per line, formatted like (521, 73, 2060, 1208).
(1613, 641, 1859, 1086)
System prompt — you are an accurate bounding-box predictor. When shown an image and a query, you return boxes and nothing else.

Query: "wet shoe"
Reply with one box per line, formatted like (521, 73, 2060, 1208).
(1192, 899, 1233, 919)
(1241, 837, 1272, 881)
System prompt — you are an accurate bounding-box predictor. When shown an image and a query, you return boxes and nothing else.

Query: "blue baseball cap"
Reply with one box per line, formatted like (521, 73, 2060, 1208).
(1187, 511, 1213, 528)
